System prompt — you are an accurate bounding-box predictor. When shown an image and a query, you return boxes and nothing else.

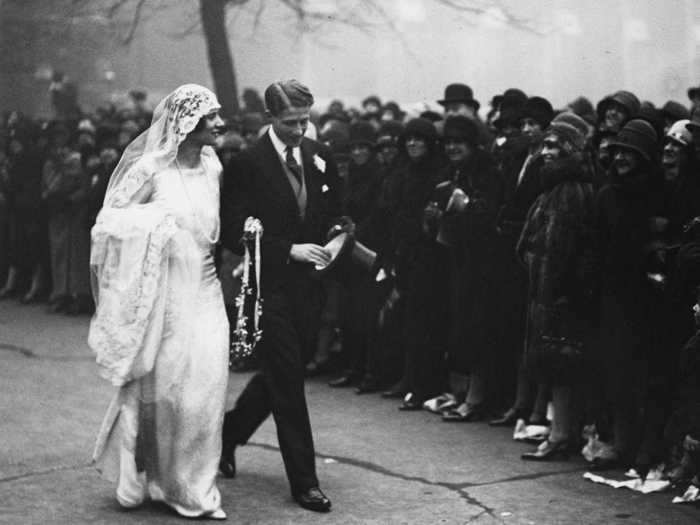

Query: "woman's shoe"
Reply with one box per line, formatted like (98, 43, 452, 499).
(205, 508, 227, 520)
(489, 407, 526, 427)
(442, 403, 485, 422)
(521, 439, 570, 461)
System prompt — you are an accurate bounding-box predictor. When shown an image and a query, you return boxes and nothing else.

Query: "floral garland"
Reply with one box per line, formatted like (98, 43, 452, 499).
(230, 217, 264, 366)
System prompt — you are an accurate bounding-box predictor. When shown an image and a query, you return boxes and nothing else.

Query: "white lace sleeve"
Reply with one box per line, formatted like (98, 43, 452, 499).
(88, 205, 193, 387)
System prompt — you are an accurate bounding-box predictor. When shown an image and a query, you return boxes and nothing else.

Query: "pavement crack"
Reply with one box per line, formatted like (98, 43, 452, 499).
(0, 342, 93, 361)
(0, 342, 37, 358)
(0, 463, 91, 484)
(464, 467, 583, 488)
(248, 441, 500, 520)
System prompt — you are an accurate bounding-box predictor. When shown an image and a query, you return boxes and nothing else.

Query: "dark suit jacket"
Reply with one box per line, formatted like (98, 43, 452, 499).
(221, 133, 341, 293)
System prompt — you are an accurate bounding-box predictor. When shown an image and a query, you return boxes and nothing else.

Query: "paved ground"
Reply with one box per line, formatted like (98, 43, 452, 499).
(1, 300, 699, 524)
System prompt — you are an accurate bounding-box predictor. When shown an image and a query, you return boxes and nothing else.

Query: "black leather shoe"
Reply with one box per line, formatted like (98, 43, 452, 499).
(219, 448, 236, 478)
(294, 487, 331, 513)
(488, 407, 525, 427)
(521, 440, 570, 461)
(328, 375, 355, 388)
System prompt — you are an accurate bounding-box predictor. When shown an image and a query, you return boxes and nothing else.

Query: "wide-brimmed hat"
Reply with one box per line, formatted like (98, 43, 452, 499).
(520, 96, 554, 129)
(438, 83, 480, 112)
(552, 111, 591, 139)
(545, 121, 586, 153)
(402, 117, 438, 142)
(661, 100, 690, 123)
(596, 90, 641, 120)
(348, 120, 377, 146)
(609, 118, 658, 162)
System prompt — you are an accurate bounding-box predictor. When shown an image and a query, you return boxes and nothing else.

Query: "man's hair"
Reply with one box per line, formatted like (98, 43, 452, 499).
(264, 80, 314, 117)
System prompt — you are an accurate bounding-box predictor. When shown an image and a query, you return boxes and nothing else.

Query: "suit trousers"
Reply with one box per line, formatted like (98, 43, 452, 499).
(223, 271, 322, 494)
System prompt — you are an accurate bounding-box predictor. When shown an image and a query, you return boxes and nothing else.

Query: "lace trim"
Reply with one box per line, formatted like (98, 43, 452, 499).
(88, 213, 178, 386)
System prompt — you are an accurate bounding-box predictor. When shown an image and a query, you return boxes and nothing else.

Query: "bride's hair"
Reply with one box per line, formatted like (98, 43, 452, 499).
(264, 80, 314, 116)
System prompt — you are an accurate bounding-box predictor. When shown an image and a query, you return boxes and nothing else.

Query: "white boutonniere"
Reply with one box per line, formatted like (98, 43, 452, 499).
(321, 184, 330, 193)
(313, 154, 326, 173)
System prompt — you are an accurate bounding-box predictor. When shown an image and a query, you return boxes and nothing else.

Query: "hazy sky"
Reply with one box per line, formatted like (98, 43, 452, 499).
(112, 0, 699, 112)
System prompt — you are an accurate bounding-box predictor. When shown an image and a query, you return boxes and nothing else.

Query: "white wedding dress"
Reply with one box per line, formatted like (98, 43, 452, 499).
(90, 157, 229, 518)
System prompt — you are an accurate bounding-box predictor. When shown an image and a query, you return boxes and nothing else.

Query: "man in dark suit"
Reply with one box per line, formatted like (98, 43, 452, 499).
(219, 79, 340, 513)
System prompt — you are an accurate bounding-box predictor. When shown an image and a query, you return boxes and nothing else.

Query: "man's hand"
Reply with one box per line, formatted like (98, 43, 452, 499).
(290, 243, 332, 267)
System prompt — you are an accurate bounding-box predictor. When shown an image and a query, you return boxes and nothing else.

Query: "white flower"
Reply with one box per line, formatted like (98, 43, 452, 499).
(313, 154, 326, 173)
(321, 184, 330, 193)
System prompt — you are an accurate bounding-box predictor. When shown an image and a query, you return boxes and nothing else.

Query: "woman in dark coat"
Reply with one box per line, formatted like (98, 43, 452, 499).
(329, 121, 383, 388)
(390, 118, 449, 410)
(428, 116, 503, 421)
(591, 119, 663, 468)
(517, 121, 596, 460)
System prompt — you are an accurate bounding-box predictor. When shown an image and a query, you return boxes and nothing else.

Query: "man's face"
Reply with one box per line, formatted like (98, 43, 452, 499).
(350, 144, 372, 166)
(444, 138, 471, 165)
(613, 147, 641, 177)
(444, 102, 475, 119)
(189, 111, 224, 147)
(520, 117, 542, 138)
(405, 135, 428, 161)
(271, 106, 311, 148)
(604, 102, 627, 132)
(541, 134, 563, 164)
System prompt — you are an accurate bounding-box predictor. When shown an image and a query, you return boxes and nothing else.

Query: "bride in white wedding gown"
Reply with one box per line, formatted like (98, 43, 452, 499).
(89, 84, 229, 520)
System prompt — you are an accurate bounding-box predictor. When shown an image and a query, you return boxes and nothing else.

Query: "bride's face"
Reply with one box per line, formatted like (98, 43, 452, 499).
(189, 111, 224, 147)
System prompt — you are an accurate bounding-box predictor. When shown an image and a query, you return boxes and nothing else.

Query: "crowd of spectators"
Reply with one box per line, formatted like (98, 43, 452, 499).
(2, 80, 700, 495)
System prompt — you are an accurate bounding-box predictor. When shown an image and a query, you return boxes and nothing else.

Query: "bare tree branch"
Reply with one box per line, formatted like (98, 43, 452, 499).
(107, 0, 133, 19)
(121, 0, 147, 43)
(434, 0, 544, 35)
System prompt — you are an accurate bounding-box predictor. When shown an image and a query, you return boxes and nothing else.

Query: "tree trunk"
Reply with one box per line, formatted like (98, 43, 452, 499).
(200, 0, 239, 116)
